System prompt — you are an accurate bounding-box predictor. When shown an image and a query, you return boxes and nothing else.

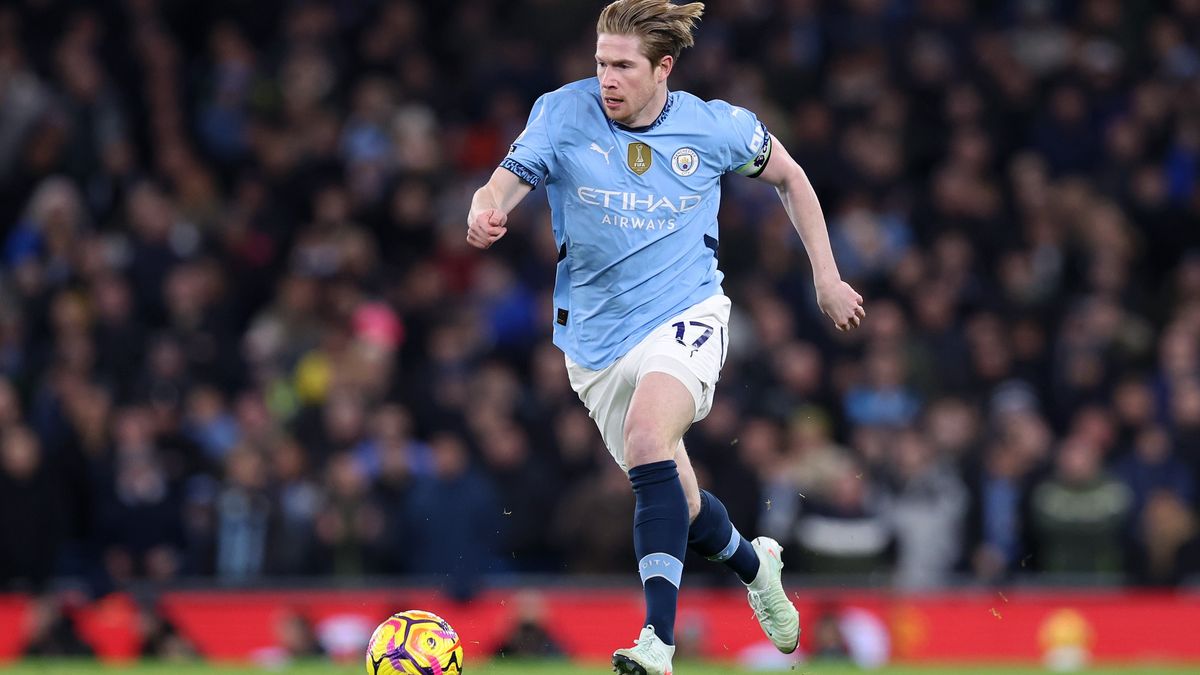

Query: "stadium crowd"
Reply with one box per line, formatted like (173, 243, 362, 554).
(1, 0, 1200, 601)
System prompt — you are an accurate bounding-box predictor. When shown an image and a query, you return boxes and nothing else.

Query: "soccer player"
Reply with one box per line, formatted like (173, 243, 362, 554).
(466, 1, 865, 672)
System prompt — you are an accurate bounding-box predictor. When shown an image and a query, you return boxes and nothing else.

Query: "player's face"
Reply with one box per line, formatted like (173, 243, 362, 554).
(596, 33, 670, 126)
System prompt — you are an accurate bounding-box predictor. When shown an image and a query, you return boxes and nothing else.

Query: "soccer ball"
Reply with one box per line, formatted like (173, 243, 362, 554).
(365, 610, 464, 675)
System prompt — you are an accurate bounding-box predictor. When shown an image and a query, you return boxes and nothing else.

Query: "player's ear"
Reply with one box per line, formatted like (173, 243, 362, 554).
(656, 55, 673, 82)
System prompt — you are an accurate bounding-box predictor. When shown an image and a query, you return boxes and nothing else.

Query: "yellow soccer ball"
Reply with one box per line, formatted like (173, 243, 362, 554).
(365, 610, 464, 675)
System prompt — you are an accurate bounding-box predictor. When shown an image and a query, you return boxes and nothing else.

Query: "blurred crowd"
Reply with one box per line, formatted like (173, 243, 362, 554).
(1, 0, 1199, 599)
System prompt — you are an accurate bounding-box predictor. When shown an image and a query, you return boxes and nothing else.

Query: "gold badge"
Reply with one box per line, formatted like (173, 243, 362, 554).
(627, 142, 652, 175)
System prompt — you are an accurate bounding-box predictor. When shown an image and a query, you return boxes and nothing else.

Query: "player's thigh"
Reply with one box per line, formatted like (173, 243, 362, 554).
(623, 294, 731, 467)
(632, 293, 731, 424)
(623, 371, 695, 468)
(564, 294, 731, 472)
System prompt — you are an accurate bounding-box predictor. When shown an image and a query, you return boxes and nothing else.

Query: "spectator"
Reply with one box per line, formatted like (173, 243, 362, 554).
(1030, 436, 1131, 576)
(551, 462, 635, 575)
(778, 409, 854, 510)
(183, 385, 240, 463)
(791, 459, 891, 576)
(1133, 491, 1200, 587)
(964, 436, 1040, 584)
(1114, 425, 1195, 534)
(138, 602, 198, 660)
(477, 418, 558, 572)
(22, 592, 93, 657)
(274, 610, 324, 659)
(1170, 379, 1200, 473)
(95, 407, 184, 583)
(0, 376, 20, 430)
(493, 591, 565, 658)
(843, 343, 921, 428)
(922, 395, 983, 464)
(268, 436, 322, 575)
(0, 425, 58, 589)
(214, 446, 272, 580)
(883, 429, 967, 589)
(402, 433, 500, 599)
(314, 451, 383, 576)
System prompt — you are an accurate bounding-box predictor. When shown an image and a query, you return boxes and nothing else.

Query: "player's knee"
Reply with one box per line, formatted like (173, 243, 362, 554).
(623, 426, 673, 469)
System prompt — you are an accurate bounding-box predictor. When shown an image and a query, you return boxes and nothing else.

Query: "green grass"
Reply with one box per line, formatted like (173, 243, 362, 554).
(6, 659, 1200, 675)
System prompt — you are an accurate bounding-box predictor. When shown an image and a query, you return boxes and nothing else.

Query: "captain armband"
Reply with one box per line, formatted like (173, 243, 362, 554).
(734, 122, 772, 178)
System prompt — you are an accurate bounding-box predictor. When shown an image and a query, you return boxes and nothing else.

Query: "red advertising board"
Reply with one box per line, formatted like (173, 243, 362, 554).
(1, 588, 1198, 666)
(0, 595, 28, 662)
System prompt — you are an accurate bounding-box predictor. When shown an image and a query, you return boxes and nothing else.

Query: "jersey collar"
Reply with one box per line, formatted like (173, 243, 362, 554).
(611, 91, 675, 133)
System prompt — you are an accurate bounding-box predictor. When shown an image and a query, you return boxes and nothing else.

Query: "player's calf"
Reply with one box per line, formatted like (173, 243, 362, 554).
(687, 489, 761, 584)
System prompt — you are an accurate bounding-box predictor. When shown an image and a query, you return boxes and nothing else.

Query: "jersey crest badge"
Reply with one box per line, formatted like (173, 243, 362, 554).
(671, 148, 699, 176)
(627, 142, 652, 175)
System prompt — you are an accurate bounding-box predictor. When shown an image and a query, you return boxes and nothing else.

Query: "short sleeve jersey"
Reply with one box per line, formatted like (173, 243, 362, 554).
(501, 77, 772, 370)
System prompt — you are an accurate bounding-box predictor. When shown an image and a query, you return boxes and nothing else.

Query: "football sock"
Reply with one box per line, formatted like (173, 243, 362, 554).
(629, 459, 688, 646)
(688, 489, 761, 585)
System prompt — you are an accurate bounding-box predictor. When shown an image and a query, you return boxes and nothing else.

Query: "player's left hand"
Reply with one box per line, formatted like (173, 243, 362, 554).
(816, 279, 865, 332)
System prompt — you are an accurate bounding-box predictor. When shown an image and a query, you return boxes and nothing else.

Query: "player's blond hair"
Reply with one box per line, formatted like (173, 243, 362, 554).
(597, 0, 704, 65)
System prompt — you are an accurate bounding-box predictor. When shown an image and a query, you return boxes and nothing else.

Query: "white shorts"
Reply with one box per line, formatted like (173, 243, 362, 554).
(565, 294, 731, 472)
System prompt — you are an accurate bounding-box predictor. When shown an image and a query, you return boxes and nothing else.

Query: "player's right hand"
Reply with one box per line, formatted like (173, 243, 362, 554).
(466, 208, 508, 249)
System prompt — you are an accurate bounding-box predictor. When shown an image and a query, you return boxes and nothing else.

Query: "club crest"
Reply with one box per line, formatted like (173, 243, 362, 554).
(671, 147, 699, 176)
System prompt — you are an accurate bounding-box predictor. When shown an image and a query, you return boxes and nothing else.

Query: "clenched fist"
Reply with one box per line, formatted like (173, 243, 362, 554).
(816, 278, 865, 331)
(466, 208, 508, 249)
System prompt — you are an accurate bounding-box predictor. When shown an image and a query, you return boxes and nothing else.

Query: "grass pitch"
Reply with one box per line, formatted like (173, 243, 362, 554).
(7, 659, 1200, 675)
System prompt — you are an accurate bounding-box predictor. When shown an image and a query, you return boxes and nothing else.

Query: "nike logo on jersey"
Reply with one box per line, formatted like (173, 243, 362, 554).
(589, 142, 614, 164)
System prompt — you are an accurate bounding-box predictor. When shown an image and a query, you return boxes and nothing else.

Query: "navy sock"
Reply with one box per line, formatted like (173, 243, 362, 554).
(688, 489, 761, 585)
(629, 459, 688, 646)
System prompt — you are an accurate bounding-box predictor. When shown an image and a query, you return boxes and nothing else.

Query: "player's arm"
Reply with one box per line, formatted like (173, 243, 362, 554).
(755, 134, 866, 331)
(466, 167, 533, 250)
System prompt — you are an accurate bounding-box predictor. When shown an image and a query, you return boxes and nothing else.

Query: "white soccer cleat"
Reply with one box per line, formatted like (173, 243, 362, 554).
(612, 624, 675, 675)
(746, 536, 801, 654)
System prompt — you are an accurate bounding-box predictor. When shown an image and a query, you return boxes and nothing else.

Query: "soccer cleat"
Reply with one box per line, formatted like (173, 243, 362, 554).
(746, 536, 801, 654)
(612, 625, 675, 675)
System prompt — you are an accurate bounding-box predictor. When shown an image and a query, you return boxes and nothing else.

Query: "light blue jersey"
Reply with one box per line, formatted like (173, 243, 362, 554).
(501, 77, 773, 370)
